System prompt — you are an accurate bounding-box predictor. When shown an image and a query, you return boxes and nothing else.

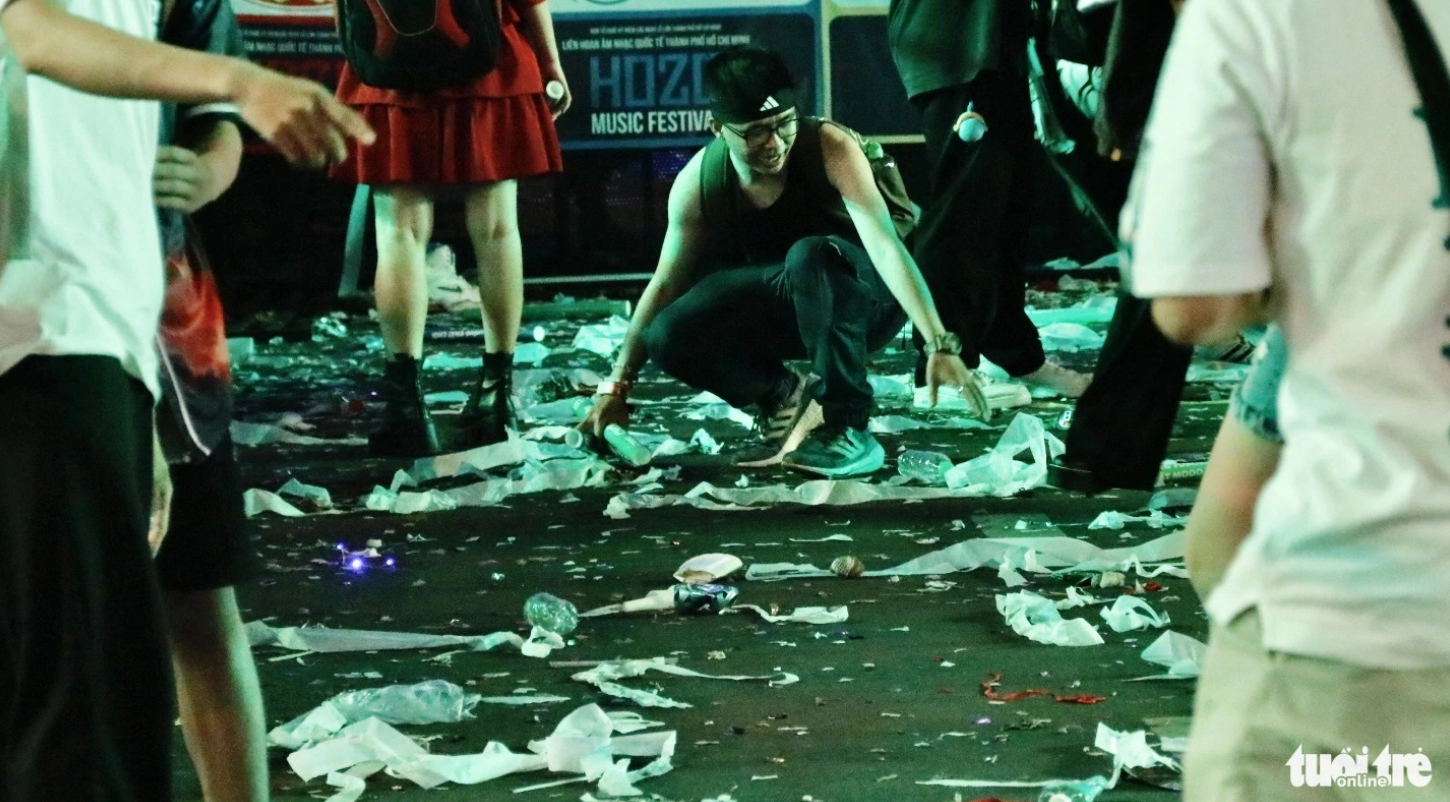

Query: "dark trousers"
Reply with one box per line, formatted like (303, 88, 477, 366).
(912, 72, 1046, 376)
(1064, 293, 1192, 489)
(645, 236, 906, 429)
(0, 356, 173, 802)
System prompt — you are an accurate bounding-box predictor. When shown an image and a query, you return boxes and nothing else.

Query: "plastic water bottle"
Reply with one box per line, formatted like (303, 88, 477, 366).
(563, 428, 587, 450)
(603, 423, 652, 467)
(1038, 777, 1109, 802)
(956, 102, 988, 142)
(523, 592, 579, 636)
(1148, 486, 1198, 512)
(898, 450, 954, 485)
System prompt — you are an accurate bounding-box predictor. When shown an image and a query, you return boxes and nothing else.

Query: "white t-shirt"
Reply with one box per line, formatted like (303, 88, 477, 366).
(1126, 0, 1450, 669)
(0, 0, 164, 398)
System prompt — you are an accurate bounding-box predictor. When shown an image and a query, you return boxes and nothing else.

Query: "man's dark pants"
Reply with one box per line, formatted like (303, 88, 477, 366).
(1, 355, 173, 802)
(645, 236, 906, 429)
(911, 70, 1045, 377)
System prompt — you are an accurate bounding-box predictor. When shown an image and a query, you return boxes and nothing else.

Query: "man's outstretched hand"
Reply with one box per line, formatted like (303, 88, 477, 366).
(925, 352, 991, 422)
(580, 393, 630, 438)
(232, 63, 375, 169)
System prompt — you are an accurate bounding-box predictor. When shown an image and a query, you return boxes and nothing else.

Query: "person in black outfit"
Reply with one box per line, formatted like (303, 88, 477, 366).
(1051, 0, 1192, 492)
(888, 0, 1092, 398)
(580, 47, 988, 479)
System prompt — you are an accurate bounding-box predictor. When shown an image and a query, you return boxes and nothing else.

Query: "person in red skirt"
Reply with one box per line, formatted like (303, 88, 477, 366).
(332, 0, 569, 457)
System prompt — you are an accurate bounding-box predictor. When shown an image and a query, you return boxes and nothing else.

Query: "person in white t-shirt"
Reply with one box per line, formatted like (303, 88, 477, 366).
(0, 4, 372, 800)
(1124, 0, 1450, 796)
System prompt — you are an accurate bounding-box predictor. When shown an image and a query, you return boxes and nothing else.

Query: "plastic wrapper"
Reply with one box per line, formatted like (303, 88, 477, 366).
(995, 591, 1105, 646)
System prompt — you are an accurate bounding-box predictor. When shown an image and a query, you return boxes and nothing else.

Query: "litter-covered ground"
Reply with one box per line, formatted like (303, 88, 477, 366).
(204, 276, 1249, 802)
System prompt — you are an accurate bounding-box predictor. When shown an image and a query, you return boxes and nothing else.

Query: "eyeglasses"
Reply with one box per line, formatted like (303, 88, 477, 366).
(723, 115, 800, 148)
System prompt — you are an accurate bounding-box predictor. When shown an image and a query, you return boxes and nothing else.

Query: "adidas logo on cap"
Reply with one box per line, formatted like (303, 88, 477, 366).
(759, 96, 781, 112)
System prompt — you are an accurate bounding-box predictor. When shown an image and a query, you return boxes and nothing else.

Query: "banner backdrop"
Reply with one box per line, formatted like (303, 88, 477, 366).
(232, 0, 824, 148)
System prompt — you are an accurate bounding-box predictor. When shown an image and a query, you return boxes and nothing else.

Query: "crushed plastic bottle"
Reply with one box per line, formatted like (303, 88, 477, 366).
(603, 423, 652, 467)
(329, 679, 480, 725)
(897, 450, 954, 485)
(1038, 777, 1109, 802)
(1148, 487, 1198, 512)
(523, 592, 579, 636)
(672, 583, 740, 614)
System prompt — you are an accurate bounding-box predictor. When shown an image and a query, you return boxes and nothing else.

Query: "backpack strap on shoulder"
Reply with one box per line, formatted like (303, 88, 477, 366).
(698, 136, 733, 229)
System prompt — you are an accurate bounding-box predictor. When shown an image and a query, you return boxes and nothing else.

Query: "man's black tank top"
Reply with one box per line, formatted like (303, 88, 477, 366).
(697, 118, 861, 268)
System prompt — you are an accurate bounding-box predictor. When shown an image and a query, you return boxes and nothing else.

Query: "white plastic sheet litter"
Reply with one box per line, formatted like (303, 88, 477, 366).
(996, 590, 1105, 646)
(1088, 510, 1187, 530)
(571, 658, 799, 709)
(1137, 631, 1207, 679)
(572, 316, 631, 357)
(1095, 723, 1182, 775)
(231, 420, 366, 448)
(243, 489, 306, 518)
(366, 456, 612, 514)
(408, 436, 584, 482)
(277, 478, 333, 509)
(681, 392, 756, 429)
(745, 530, 1184, 582)
(284, 703, 676, 797)
(1100, 596, 1170, 633)
(270, 680, 481, 750)
(726, 605, 849, 625)
(607, 413, 1064, 519)
(245, 621, 563, 659)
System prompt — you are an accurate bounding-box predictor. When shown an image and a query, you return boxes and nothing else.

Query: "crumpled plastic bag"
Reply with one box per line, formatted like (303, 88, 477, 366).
(571, 658, 799, 709)
(1139, 630, 1207, 678)
(243, 489, 306, 518)
(572, 315, 630, 357)
(1100, 595, 1170, 632)
(270, 680, 481, 749)
(995, 590, 1104, 646)
(945, 413, 1065, 495)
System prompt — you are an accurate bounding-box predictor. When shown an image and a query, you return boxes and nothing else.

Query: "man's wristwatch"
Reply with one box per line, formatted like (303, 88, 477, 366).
(923, 332, 963, 357)
(597, 379, 633, 398)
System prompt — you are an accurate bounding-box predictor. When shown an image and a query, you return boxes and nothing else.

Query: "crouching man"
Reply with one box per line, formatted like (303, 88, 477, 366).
(582, 47, 988, 478)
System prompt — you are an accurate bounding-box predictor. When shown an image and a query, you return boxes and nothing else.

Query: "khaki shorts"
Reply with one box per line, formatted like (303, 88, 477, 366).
(1186, 610, 1450, 801)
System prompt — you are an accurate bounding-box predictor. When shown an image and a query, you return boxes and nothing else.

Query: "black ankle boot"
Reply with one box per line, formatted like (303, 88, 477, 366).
(459, 351, 515, 447)
(368, 354, 440, 457)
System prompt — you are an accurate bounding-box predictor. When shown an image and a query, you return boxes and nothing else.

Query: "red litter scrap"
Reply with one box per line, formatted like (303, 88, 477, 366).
(982, 674, 1109, 705)
(1054, 693, 1110, 705)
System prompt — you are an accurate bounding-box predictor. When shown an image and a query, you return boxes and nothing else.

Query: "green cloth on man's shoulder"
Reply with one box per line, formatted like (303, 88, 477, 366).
(888, 0, 1031, 99)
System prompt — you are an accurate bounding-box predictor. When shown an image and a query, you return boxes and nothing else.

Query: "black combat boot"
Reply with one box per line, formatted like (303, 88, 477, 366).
(457, 351, 515, 447)
(368, 354, 440, 457)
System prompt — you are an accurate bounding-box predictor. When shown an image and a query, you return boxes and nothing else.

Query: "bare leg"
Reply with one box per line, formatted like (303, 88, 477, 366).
(1184, 413, 1282, 601)
(463, 180, 522, 355)
(164, 587, 269, 802)
(373, 185, 435, 359)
